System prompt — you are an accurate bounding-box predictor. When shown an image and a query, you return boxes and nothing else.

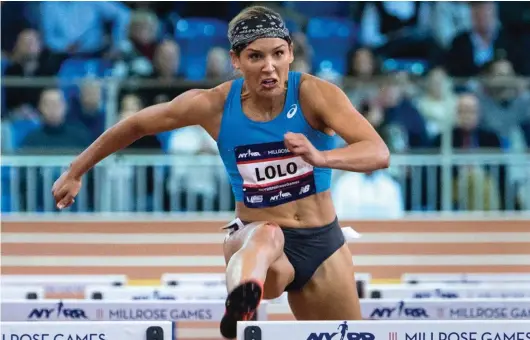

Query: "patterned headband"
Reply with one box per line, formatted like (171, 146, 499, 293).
(228, 13, 291, 52)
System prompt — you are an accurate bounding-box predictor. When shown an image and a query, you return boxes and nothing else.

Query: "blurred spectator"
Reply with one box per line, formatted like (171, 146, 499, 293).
(40, 2, 131, 59)
(348, 47, 378, 80)
(332, 170, 405, 219)
(114, 9, 160, 78)
(292, 32, 313, 64)
(20, 88, 92, 151)
(374, 74, 431, 150)
(150, 40, 181, 81)
(445, 2, 529, 77)
(68, 80, 106, 142)
(4, 29, 55, 77)
(167, 125, 222, 211)
(172, 1, 249, 22)
(205, 47, 231, 80)
(128, 9, 160, 61)
(436, 93, 501, 150)
(109, 94, 168, 211)
(522, 121, 530, 147)
(429, 1, 471, 49)
(1, 2, 39, 53)
(416, 67, 457, 138)
(345, 47, 380, 107)
(474, 59, 530, 148)
(332, 92, 405, 218)
(131, 40, 183, 106)
(291, 58, 311, 73)
(359, 1, 443, 65)
(119, 94, 162, 150)
(436, 93, 502, 211)
(4, 29, 58, 118)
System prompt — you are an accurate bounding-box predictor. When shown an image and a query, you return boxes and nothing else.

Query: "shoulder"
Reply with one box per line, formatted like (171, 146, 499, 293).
(298, 72, 350, 111)
(180, 80, 234, 110)
(167, 79, 235, 120)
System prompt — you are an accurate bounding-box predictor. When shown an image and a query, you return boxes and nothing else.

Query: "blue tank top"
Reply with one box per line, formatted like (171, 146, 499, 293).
(217, 71, 336, 208)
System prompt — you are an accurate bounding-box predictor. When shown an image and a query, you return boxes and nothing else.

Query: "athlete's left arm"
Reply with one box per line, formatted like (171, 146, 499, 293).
(300, 75, 390, 172)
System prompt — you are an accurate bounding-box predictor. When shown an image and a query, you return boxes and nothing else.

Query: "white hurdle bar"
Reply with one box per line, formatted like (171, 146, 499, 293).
(1, 321, 173, 340)
(267, 298, 530, 320)
(0, 300, 268, 322)
(2, 299, 530, 321)
(237, 320, 530, 340)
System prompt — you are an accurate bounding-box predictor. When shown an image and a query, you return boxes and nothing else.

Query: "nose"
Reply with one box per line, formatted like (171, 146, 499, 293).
(262, 57, 274, 73)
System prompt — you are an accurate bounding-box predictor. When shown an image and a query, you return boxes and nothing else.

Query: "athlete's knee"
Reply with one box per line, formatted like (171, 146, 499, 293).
(247, 221, 284, 253)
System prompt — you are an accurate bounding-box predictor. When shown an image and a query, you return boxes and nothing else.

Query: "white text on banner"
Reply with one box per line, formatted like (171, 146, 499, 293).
(237, 320, 530, 340)
(1, 321, 173, 340)
(365, 283, 530, 299)
(266, 298, 530, 320)
(0, 300, 267, 322)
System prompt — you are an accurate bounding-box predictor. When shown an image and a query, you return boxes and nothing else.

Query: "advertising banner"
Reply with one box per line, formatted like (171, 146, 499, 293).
(0, 275, 127, 299)
(1, 321, 173, 340)
(237, 320, 530, 340)
(84, 285, 228, 301)
(1, 286, 45, 300)
(0, 300, 268, 322)
(362, 299, 530, 320)
(265, 298, 530, 320)
(366, 284, 530, 299)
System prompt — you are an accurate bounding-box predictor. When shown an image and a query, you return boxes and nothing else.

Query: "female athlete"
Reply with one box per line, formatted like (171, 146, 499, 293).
(52, 6, 390, 339)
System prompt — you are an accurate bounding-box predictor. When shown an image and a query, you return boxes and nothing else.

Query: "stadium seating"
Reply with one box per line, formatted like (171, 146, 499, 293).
(58, 58, 113, 101)
(9, 118, 42, 150)
(284, 1, 352, 18)
(306, 17, 357, 74)
(174, 18, 229, 80)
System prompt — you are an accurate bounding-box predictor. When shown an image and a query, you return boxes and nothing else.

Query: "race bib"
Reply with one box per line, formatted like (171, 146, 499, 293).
(235, 141, 316, 208)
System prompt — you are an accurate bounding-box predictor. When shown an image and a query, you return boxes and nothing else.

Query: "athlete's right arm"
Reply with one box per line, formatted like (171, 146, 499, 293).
(52, 88, 221, 209)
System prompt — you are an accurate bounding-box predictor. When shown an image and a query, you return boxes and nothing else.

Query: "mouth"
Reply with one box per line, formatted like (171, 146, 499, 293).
(260, 78, 278, 89)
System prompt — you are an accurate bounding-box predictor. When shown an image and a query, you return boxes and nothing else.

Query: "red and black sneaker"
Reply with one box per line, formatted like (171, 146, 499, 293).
(220, 280, 263, 339)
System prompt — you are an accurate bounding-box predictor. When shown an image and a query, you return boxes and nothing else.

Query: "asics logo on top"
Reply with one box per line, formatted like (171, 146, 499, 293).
(286, 104, 298, 119)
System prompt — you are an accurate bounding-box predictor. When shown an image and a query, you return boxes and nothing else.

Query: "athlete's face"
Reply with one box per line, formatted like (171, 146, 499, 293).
(231, 38, 294, 98)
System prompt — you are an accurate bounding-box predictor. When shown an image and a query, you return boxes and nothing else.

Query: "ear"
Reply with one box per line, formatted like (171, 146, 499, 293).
(229, 50, 240, 70)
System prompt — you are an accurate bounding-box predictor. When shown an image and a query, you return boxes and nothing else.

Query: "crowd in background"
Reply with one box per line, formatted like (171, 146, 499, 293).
(1, 1, 529, 215)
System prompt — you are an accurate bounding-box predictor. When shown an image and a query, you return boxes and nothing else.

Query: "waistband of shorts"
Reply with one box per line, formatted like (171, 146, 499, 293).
(222, 216, 339, 234)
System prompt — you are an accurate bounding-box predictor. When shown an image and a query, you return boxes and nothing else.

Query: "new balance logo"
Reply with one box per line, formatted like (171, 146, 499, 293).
(299, 185, 310, 194)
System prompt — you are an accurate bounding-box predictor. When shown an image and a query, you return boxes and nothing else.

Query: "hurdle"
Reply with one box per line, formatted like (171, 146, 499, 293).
(1, 321, 173, 340)
(1, 300, 267, 340)
(267, 298, 530, 320)
(237, 320, 530, 340)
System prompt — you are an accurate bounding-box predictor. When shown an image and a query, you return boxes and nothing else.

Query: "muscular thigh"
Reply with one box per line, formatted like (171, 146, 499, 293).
(287, 243, 362, 320)
(223, 222, 295, 299)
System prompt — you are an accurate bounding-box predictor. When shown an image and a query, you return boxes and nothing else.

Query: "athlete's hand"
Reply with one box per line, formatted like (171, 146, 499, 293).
(51, 170, 82, 210)
(284, 132, 327, 168)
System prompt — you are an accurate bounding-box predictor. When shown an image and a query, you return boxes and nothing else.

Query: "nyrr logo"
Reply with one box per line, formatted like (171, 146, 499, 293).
(270, 190, 292, 202)
(238, 149, 261, 159)
(307, 321, 376, 340)
(369, 301, 430, 319)
(27, 301, 88, 320)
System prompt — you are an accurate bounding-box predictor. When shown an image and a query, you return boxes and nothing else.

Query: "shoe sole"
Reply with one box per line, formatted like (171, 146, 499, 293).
(220, 280, 263, 339)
